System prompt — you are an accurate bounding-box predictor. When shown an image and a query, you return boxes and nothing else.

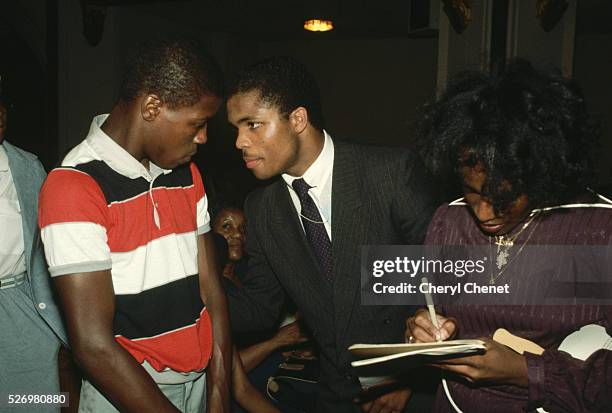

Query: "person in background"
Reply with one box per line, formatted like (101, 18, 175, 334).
(406, 59, 612, 412)
(213, 206, 247, 287)
(38, 37, 231, 413)
(212, 205, 309, 412)
(0, 92, 67, 412)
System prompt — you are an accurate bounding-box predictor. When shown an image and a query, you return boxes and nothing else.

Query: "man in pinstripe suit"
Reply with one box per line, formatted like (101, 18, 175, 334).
(226, 56, 438, 413)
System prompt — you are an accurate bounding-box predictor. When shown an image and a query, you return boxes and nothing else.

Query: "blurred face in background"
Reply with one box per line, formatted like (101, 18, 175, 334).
(213, 207, 246, 262)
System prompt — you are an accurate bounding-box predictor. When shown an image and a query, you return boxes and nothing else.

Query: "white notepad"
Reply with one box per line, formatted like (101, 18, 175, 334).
(349, 339, 486, 367)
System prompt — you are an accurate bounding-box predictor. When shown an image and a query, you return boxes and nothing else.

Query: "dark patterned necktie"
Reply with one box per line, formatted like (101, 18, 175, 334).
(292, 178, 333, 281)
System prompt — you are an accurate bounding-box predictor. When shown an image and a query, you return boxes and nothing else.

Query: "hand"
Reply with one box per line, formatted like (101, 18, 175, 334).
(273, 321, 308, 348)
(405, 308, 457, 343)
(433, 338, 528, 387)
(360, 388, 412, 413)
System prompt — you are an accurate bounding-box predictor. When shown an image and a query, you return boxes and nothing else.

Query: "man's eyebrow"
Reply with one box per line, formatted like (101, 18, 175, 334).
(235, 115, 254, 124)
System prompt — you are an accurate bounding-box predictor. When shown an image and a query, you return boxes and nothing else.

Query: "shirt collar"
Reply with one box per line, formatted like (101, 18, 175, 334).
(0, 143, 9, 172)
(86, 114, 172, 180)
(282, 130, 334, 190)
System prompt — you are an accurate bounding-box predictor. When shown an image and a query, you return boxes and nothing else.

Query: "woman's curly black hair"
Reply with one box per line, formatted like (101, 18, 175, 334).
(420, 59, 599, 213)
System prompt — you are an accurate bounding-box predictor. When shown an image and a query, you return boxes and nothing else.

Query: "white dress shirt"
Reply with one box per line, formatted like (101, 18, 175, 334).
(0, 143, 26, 278)
(282, 130, 334, 240)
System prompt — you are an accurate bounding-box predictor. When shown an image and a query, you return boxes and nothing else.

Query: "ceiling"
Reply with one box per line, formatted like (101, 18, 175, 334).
(92, 0, 438, 40)
(87, 0, 612, 40)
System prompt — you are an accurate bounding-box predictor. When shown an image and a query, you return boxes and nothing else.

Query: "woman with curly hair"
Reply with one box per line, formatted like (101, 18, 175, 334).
(406, 60, 612, 412)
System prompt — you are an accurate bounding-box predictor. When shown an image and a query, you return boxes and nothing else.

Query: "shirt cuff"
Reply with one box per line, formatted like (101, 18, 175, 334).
(49, 259, 112, 277)
(525, 351, 546, 411)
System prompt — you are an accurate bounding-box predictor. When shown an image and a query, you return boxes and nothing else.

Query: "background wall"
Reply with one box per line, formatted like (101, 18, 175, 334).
(2, 0, 611, 203)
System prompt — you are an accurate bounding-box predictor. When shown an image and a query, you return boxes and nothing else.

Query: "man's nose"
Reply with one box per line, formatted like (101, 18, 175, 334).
(235, 130, 250, 150)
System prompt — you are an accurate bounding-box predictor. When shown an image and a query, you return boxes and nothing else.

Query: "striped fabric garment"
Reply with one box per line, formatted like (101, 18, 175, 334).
(39, 137, 212, 376)
(425, 200, 612, 413)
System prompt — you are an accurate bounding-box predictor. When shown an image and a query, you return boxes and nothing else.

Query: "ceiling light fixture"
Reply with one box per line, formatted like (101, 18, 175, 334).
(303, 19, 334, 32)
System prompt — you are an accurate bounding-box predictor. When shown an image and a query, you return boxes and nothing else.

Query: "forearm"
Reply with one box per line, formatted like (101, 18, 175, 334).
(232, 348, 280, 413)
(238, 338, 279, 373)
(199, 233, 232, 412)
(72, 338, 177, 413)
(205, 296, 232, 412)
(234, 383, 280, 413)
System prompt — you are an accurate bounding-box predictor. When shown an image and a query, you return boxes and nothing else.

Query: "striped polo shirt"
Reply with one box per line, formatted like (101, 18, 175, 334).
(39, 115, 213, 381)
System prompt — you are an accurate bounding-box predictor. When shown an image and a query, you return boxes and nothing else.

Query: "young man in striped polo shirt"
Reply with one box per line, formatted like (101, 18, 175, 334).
(38, 38, 230, 413)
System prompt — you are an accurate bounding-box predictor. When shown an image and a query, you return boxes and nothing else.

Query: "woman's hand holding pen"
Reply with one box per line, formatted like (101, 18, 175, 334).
(405, 308, 457, 343)
(405, 309, 528, 387)
(433, 339, 529, 387)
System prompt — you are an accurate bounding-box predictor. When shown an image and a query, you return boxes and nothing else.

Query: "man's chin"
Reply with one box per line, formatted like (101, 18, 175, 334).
(251, 169, 274, 180)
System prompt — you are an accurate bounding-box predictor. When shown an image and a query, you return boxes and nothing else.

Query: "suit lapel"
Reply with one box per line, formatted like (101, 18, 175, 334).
(331, 142, 368, 341)
(4, 142, 37, 265)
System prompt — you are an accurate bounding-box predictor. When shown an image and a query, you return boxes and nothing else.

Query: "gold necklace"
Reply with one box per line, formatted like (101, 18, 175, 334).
(489, 213, 540, 285)
(493, 212, 539, 269)
(494, 212, 539, 247)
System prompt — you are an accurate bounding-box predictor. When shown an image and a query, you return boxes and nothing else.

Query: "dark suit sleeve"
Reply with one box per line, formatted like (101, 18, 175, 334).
(391, 153, 439, 244)
(227, 193, 287, 332)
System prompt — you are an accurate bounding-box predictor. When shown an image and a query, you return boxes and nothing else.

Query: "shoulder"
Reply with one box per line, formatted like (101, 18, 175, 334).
(334, 140, 419, 183)
(4, 141, 47, 186)
(335, 140, 415, 164)
(41, 167, 106, 206)
(425, 201, 474, 243)
(39, 167, 110, 228)
(3, 140, 39, 162)
(538, 201, 612, 243)
(3, 141, 38, 161)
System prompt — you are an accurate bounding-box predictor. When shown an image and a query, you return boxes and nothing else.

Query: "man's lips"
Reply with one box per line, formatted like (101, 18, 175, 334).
(243, 157, 261, 169)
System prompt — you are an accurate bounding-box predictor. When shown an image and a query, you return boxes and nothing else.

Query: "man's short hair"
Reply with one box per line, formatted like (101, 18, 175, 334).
(229, 56, 325, 131)
(119, 36, 224, 108)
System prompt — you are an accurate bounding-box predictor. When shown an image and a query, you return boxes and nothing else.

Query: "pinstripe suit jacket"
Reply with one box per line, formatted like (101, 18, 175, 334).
(228, 140, 437, 411)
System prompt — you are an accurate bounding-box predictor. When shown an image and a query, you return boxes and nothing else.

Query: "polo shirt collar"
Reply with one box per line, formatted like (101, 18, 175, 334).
(86, 114, 172, 180)
(282, 130, 334, 190)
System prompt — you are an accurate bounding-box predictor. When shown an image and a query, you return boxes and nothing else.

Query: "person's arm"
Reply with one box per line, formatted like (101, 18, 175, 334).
(58, 346, 82, 413)
(197, 232, 231, 412)
(392, 153, 440, 244)
(523, 308, 612, 412)
(54, 270, 179, 413)
(359, 388, 412, 413)
(408, 307, 612, 411)
(231, 348, 281, 413)
(239, 321, 307, 373)
(227, 193, 286, 332)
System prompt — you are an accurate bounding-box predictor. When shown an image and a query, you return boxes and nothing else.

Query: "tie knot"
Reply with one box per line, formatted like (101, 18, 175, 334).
(292, 178, 312, 199)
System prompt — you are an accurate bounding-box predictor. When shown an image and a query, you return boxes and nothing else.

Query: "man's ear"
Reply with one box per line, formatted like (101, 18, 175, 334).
(141, 94, 162, 122)
(289, 107, 308, 134)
